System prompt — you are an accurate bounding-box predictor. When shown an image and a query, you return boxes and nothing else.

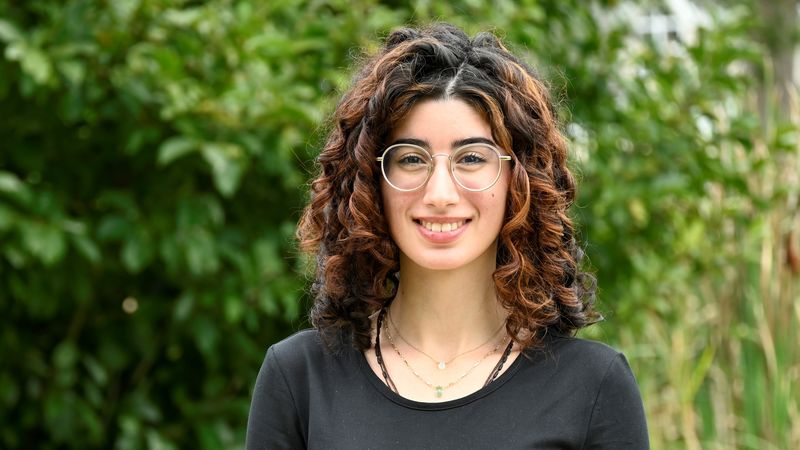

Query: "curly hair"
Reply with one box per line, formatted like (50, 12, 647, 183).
(297, 23, 599, 352)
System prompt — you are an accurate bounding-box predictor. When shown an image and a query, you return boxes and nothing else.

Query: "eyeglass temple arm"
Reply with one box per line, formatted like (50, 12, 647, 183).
(377, 156, 511, 162)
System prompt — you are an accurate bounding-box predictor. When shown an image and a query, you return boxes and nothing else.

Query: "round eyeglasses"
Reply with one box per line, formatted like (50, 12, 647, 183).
(376, 143, 512, 192)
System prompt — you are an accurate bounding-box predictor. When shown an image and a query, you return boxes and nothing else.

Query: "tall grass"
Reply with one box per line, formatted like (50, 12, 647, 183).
(616, 88, 800, 449)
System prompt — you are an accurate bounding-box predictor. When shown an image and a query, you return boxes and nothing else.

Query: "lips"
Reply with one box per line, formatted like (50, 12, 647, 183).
(413, 218, 471, 243)
(420, 220, 465, 232)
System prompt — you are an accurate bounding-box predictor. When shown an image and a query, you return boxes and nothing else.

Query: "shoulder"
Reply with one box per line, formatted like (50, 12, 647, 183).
(544, 333, 625, 368)
(522, 333, 640, 392)
(535, 336, 649, 446)
(267, 329, 328, 369)
(270, 329, 325, 356)
(264, 328, 357, 378)
(248, 331, 327, 448)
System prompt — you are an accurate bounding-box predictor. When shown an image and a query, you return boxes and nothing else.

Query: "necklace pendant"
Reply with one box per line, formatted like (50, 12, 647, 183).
(434, 386, 444, 397)
(438, 361, 446, 370)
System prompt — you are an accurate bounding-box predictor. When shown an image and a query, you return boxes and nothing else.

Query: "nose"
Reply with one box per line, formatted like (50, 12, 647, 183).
(422, 154, 460, 207)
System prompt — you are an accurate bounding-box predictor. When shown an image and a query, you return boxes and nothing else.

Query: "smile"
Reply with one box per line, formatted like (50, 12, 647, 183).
(420, 220, 465, 233)
(414, 218, 470, 243)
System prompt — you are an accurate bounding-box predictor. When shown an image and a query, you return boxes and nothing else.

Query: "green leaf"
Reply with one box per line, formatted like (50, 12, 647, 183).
(97, 215, 132, 241)
(121, 228, 154, 273)
(8, 43, 54, 84)
(52, 341, 79, 369)
(0, 170, 24, 193)
(44, 391, 78, 442)
(197, 422, 224, 449)
(82, 355, 109, 386)
(184, 227, 218, 275)
(21, 221, 67, 265)
(96, 191, 137, 212)
(0, 19, 22, 43)
(0, 372, 20, 409)
(176, 195, 224, 228)
(157, 136, 198, 166)
(173, 292, 195, 322)
(159, 236, 181, 273)
(146, 429, 178, 450)
(224, 294, 244, 323)
(57, 59, 86, 85)
(201, 142, 246, 197)
(191, 315, 218, 359)
(0, 172, 32, 206)
(71, 234, 101, 264)
(257, 289, 278, 316)
(162, 8, 202, 27)
(0, 203, 17, 231)
(130, 392, 162, 423)
(111, 0, 141, 23)
(3, 243, 29, 268)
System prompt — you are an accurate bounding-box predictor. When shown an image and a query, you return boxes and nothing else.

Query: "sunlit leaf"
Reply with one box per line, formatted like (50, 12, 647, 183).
(157, 136, 198, 166)
(0, 19, 22, 43)
(21, 221, 67, 265)
(201, 142, 246, 197)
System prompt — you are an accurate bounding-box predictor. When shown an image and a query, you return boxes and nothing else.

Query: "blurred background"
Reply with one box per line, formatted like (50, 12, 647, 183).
(0, 0, 798, 448)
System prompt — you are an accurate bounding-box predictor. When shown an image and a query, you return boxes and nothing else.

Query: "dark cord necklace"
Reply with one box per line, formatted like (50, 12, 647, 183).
(374, 308, 514, 396)
(375, 307, 399, 393)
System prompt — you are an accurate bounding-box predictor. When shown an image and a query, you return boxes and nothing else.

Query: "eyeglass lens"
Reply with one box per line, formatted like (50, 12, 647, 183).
(382, 144, 502, 191)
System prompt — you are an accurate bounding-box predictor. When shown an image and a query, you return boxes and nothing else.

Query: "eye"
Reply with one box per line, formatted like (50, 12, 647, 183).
(455, 151, 488, 165)
(397, 153, 427, 166)
(389, 146, 430, 169)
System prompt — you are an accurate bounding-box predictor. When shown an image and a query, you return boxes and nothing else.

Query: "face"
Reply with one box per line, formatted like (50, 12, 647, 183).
(381, 98, 511, 272)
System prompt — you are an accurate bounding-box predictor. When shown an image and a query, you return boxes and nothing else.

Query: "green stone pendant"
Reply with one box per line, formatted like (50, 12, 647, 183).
(438, 361, 446, 370)
(435, 386, 444, 397)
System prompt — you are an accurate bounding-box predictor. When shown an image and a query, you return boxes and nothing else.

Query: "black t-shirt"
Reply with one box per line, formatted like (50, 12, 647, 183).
(246, 329, 649, 449)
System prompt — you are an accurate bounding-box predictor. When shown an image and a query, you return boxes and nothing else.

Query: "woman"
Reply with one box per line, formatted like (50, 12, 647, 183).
(246, 24, 649, 449)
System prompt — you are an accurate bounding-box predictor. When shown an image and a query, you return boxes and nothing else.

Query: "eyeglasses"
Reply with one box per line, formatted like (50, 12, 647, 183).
(376, 143, 512, 192)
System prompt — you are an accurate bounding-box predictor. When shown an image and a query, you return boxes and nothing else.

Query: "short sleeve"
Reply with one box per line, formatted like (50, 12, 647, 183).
(245, 346, 305, 450)
(583, 353, 650, 449)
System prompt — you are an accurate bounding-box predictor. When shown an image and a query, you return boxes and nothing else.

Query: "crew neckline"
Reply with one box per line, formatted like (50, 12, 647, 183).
(357, 345, 528, 411)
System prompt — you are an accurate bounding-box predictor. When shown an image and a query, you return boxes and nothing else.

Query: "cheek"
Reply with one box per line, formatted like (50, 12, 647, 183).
(381, 190, 395, 217)
(380, 188, 409, 232)
(487, 186, 510, 225)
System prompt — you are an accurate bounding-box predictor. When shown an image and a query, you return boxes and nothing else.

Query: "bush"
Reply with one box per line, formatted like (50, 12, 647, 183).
(1, 0, 797, 448)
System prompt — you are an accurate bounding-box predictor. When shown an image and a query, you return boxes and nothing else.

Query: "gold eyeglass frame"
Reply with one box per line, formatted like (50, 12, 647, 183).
(376, 142, 512, 192)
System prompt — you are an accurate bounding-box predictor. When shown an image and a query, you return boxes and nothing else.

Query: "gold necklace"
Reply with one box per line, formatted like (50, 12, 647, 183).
(387, 309, 505, 370)
(384, 319, 505, 398)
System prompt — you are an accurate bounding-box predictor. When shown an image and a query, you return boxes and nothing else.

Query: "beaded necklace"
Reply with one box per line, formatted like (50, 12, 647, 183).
(387, 310, 505, 370)
(374, 308, 514, 399)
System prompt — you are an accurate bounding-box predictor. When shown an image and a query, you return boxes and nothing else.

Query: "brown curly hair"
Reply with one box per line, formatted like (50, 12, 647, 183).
(297, 23, 598, 351)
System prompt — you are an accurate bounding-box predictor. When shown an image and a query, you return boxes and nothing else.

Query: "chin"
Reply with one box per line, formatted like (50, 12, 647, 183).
(401, 248, 495, 273)
(417, 260, 466, 272)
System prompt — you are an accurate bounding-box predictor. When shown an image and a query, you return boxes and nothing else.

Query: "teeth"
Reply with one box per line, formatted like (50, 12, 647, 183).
(422, 221, 464, 232)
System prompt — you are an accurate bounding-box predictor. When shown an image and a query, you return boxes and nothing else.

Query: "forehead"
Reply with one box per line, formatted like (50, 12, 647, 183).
(389, 98, 493, 145)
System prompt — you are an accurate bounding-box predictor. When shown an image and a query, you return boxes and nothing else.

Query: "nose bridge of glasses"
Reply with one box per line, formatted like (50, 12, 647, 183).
(427, 153, 456, 179)
(420, 151, 457, 190)
(428, 152, 453, 166)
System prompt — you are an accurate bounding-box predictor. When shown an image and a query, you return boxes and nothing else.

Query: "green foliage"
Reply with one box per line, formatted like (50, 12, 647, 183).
(1, 0, 798, 448)
(0, 0, 400, 447)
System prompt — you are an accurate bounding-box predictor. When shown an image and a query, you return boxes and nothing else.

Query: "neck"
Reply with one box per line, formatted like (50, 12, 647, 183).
(388, 253, 507, 356)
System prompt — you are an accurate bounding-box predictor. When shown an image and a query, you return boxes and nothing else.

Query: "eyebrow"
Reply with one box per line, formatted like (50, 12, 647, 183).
(388, 136, 497, 148)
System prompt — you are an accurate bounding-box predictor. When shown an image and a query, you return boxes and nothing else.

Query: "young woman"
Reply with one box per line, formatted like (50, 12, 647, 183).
(246, 24, 649, 449)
